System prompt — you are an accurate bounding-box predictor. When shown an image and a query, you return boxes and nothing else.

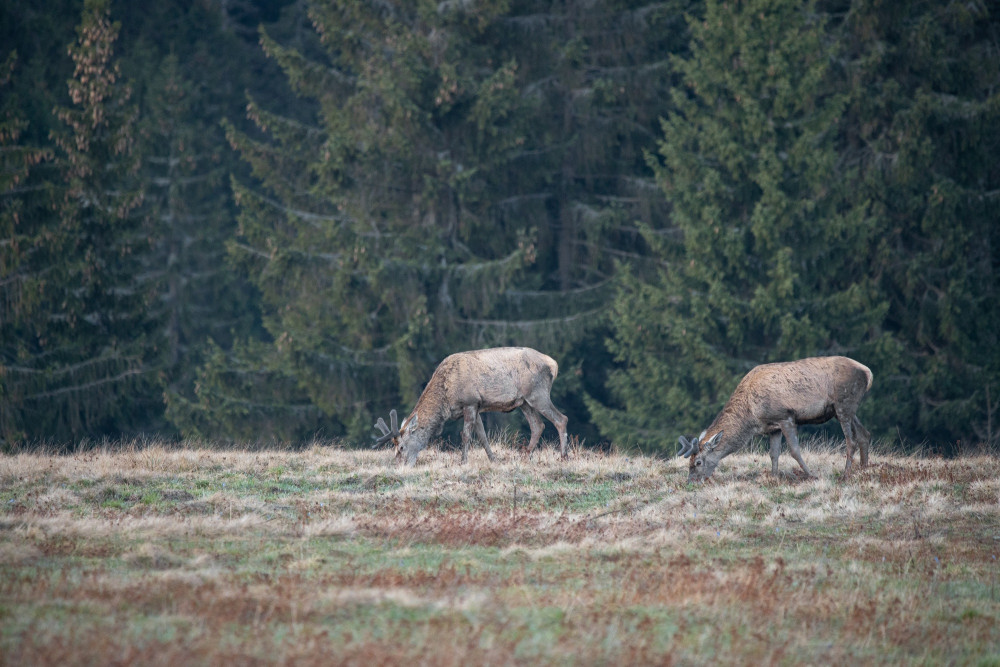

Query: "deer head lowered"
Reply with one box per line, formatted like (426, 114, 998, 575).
(373, 347, 569, 466)
(679, 356, 873, 482)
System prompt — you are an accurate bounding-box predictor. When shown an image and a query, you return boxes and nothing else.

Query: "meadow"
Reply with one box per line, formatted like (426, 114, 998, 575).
(1, 436, 999, 665)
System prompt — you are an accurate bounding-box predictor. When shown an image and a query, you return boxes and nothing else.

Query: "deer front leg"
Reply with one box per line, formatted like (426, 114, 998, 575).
(475, 413, 496, 462)
(779, 418, 813, 478)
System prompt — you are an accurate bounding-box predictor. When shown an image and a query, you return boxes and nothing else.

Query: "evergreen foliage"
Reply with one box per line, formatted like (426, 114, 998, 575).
(0, 52, 54, 444)
(136, 46, 261, 418)
(0, 0, 997, 450)
(2, 0, 159, 442)
(480, 1, 686, 438)
(592, 0, 888, 450)
(209, 0, 683, 442)
(841, 0, 1000, 446)
(213, 0, 541, 440)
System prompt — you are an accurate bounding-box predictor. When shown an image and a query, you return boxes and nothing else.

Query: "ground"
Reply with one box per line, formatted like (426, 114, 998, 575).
(1, 436, 999, 664)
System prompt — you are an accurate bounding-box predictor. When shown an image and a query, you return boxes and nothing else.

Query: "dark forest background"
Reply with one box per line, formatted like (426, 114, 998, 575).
(2, 0, 998, 453)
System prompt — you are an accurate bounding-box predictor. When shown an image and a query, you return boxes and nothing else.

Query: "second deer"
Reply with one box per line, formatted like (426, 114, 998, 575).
(374, 347, 569, 466)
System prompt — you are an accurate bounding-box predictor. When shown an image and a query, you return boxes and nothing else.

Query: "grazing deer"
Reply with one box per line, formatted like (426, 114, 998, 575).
(373, 347, 569, 466)
(677, 356, 873, 482)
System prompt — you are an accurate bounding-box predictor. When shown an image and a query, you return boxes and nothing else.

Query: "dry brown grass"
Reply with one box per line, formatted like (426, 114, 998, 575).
(2, 437, 999, 664)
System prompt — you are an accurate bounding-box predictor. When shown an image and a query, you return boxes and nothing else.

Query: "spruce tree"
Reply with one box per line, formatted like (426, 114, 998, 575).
(475, 1, 690, 437)
(102, 0, 294, 440)
(187, 0, 692, 443)
(592, 0, 887, 450)
(841, 0, 1000, 446)
(0, 52, 53, 445)
(202, 0, 538, 439)
(140, 53, 260, 402)
(25, 0, 160, 440)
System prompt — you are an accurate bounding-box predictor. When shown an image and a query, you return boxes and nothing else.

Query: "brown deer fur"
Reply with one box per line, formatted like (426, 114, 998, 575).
(376, 347, 569, 466)
(679, 356, 873, 482)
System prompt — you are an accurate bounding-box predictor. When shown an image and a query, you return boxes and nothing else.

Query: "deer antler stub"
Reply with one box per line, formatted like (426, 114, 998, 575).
(371, 409, 399, 448)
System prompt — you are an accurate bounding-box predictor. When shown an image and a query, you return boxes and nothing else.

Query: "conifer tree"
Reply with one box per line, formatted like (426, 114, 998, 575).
(140, 53, 259, 400)
(12, 0, 161, 440)
(488, 1, 686, 297)
(591, 0, 887, 450)
(107, 0, 292, 440)
(202, 0, 538, 439)
(473, 1, 688, 435)
(841, 0, 1000, 445)
(187, 0, 690, 442)
(0, 52, 54, 445)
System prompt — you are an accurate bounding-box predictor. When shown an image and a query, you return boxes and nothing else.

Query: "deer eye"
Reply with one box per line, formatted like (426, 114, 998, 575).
(695, 459, 703, 466)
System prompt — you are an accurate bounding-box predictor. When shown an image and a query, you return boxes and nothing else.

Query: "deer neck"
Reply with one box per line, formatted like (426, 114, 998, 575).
(705, 410, 757, 461)
(409, 398, 447, 441)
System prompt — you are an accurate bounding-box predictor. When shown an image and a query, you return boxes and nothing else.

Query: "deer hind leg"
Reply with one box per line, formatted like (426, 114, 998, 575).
(769, 431, 783, 475)
(529, 398, 569, 459)
(474, 413, 496, 462)
(524, 383, 569, 459)
(852, 415, 871, 468)
(779, 418, 813, 478)
(461, 406, 479, 464)
(521, 405, 545, 456)
(836, 407, 858, 477)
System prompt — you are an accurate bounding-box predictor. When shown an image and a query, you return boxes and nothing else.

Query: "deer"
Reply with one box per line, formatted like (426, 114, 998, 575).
(372, 347, 569, 466)
(677, 356, 873, 482)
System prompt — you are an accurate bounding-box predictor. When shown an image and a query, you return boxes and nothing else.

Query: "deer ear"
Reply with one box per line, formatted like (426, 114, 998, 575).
(704, 431, 723, 451)
(409, 414, 418, 431)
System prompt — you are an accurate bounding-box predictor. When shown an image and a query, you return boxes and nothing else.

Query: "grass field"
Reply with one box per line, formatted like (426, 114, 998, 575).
(2, 436, 999, 665)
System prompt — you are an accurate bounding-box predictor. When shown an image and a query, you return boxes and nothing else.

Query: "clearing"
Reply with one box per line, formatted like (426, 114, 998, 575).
(2, 438, 999, 664)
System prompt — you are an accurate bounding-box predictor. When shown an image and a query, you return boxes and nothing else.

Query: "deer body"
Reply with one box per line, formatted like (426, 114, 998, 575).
(375, 347, 569, 466)
(678, 356, 873, 481)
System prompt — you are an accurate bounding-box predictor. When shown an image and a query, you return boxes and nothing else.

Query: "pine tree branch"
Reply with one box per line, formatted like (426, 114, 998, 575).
(146, 154, 216, 166)
(455, 307, 606, 328)
(23, 367, 147, 399)
(150, 175, 216, 187)
(231, 242, 270, 259)
(503, 279, 613, 298)
(496, 192, 553, 207)
(249, 190, 348, 226)
(0, 184, 49, 196)
(4, 352, 139, 377)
